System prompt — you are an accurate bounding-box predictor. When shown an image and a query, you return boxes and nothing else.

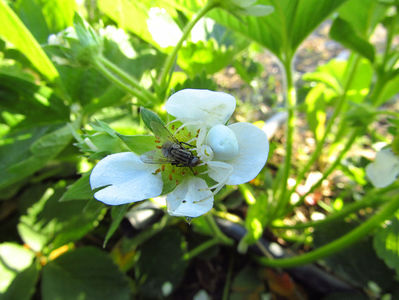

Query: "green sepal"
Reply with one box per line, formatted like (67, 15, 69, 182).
(103, 204, 130, 247)
(116, 134, 156, 155)
(140, 107, 165, 133)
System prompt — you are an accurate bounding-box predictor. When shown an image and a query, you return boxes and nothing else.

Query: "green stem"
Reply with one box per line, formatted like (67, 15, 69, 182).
(382, 12, 396, 70)
(183, 238, 219, 260)
(271, 194, 387, 230)
(376, 110, 399, 118)
(158, 0, 219, 92)
(222, 254, 234, 300)
(205, 214, 234, 246)
(275, 58, 296, 215)
(288, 56, 360, 200)
(297, 129, 358, 205)
(238, 184, 256, 204)
(92, 58, 151, 105)
(98, 55, 157, 104)
(371, 75, 386, 107)
(257, 195, 399, 268)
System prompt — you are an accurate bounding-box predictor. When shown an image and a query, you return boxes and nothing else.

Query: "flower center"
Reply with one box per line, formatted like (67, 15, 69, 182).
(206, 124, 239, 161)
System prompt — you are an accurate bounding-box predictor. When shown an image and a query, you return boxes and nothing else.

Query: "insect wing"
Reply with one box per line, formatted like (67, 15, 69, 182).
(140, 150, 172, 164)
(150, 121, 179, 143)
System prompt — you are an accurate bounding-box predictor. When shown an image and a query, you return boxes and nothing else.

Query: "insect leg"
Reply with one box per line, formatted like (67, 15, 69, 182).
(180, 141, 196, 148)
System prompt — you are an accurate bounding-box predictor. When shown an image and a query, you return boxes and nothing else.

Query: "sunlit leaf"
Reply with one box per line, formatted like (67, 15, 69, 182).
(18, 186, 105, 251)
(0, 0, 59, 80)
(242, 187, 269, 245)
(0, 124, 73, 190)
(178, 39, 236, 76)
(374, 214, 399, 277)
(337, 0, 387, 37)
(208, 0, 348, 60)
(98, 0, 177, 49)
(305, 84, 326, 143)
(0, 243, 38, 299)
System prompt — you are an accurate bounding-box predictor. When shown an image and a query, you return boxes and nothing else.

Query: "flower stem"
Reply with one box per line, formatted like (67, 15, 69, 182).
(275, 58, 296, 216)
(158, 0, 219, 93)
(98, 55, 158, 104)
(183, 238, 219, 260)
(205, 214, 234, 246)
(257, 194, 399, 268)
(92, 56, 153, 106)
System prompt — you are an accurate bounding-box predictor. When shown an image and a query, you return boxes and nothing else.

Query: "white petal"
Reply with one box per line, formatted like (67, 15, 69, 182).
(206, 124, 239, 161)
(165, 89, 236, 127)
(366, 148, 399, 188)
(90, 152, 163, 205)
(225, 122, 269, 185)
(166, 177, 213, 217)
(207, 160, 233, 183)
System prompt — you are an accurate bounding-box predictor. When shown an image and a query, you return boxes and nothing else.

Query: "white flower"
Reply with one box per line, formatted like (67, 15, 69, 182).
(366, 148, 399, 188)
(90, 89, 269, 218)
(166, 89, 269, 193)
(90, 152, 213, 218)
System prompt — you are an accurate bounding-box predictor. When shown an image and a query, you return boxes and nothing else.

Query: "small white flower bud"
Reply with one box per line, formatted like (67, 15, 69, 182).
(206, 124, 239, 161)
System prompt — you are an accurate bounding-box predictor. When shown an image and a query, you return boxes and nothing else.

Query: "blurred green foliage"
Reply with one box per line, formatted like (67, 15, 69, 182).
(1, 0, 399, 299)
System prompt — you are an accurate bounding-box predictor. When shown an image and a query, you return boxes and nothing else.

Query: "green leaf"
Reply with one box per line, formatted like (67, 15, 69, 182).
(378, 74, 399, 105)
(40, 0, 76, 33)
(330, 18, 375, 62)
(374, 214, 399, 277)
(60, 173, 93, 202)
(41, 247, 130, 300)
(91, 119, 117, 137)
(242, 190, 269, 245)
(0, 124, 73, 190)
(98, 0, 159, 49)
(314, 221, 396, 290)
(103, 204, 130, 247)
(208, 0, 348, 60)
(0, 72, 70, 127)
(14, 0, 50, 44)
(72, 13, 102, 64)
(56, 66, 112, 107)
(178, 39, 237, 76)
(233, 55, 262, 84)
(303, 57, 373, 104)
(0, 0, 59, 80)
(0, 243, 38, 299)
(172, 72, 218, 91)
(137, 228, 188, 298)
(18, 186, 105, 252)
(305, 84, 327, 142)
(337, 0, 387, 38)
(1, 263, 40, 300)
(140, 107, 165, 133)
(117, 134, 156, 154)
(230, 265, 264, 299)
